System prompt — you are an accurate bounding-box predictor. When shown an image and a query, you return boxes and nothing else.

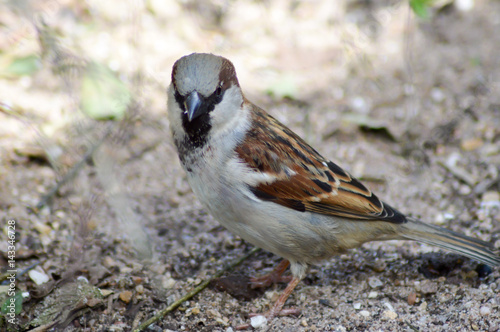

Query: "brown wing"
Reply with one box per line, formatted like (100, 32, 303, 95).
(236, 103, 406, 224)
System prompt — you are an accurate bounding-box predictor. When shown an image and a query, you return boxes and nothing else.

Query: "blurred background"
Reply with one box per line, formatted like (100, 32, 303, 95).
(0, 0, 499, 330)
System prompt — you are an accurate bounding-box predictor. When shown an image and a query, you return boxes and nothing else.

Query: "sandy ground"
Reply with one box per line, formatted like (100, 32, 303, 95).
(0, 0, 499, 331)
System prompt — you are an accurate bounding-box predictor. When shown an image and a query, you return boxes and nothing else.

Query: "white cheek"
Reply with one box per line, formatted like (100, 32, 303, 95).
(167, 85, 184, 141)
(209, 86, 244, 133)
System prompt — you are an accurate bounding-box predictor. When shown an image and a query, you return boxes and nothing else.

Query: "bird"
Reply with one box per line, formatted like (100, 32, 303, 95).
(167, 53, 500, 328)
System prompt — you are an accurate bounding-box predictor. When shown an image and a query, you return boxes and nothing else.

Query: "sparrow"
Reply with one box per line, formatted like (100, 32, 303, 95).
(167, 53, 500, 328)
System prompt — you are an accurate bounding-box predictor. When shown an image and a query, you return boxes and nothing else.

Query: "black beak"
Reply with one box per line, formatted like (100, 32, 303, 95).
(185, 91, 203, 122)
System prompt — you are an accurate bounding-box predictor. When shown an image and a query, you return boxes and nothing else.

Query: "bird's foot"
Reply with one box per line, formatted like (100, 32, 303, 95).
(235, 275, 302, 330)
(249, 259, 291, 289)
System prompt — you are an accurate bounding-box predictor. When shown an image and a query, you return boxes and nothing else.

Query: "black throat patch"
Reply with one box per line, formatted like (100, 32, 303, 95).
(174, 88, 224, 165)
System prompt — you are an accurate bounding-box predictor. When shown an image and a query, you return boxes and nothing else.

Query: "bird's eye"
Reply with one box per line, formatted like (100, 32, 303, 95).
(216, 83, 223, 97)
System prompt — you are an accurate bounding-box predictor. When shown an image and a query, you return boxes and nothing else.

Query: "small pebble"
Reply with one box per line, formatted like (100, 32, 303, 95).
(455, 0, 474, 11)
(481, 191, 500, 209)
(420, 280, 438, 294)
(120, 266, 133, 274)
(368, 291, 378, 299)
(250, 315, 267, 328)
(419, 301, 428, 311)
(301, 319, 308, 327)
(384, 302, 395, 312)
(207, 309, 221, 318)
(408, 292, 417, 305)
(109, 322, 127, 331)
(372, 260, 387, 272)
(119, 290, 133, 303)
(438, 292, 453, 303)
(488, 323, 499, 332)
(464, 270, 478, 279)
(28, 270, 50, 285)
(430, 87, 445, 102)
(162, 276, 176, 289)
(435, 213, 446, 225)
(482, 191, 500, 202)
(443, 212, 454, 220)
(461, 138, 483, 151)
(480, 306, 491, 316)
(368, 277, 383, 289)
(359, 310, 371, 317)
(350, 96, 369, 113)
(103, 256, 118, 268)
(135, 285, 144, 294)
(33, 221, 52, 235)
(215, 317, 229, 326)
(353, 302, 362, 310)
(382, 310, 398, 319)
(100, 289, 114, 297)
(265, 290, 280, 302)
(458, 184, 471, 195)
(131, 276, 143, 284)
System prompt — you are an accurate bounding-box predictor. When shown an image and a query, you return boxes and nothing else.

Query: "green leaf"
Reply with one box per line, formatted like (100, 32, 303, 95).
(1, 291, 24, 315)
(410, 0, 433, 19)
(3, 55, 41, 76)
(80, 62, 131, 120)
(265, 74, 297, 99)
(469, 57, 481, 67)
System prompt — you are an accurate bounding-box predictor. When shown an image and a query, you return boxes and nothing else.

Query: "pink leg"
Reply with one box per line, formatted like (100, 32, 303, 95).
(236, 276, 302, 330)
(249, 260, 292, 289)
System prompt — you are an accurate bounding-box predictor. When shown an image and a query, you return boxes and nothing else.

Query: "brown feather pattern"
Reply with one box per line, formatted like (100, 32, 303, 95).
(236, 103, 406, 224)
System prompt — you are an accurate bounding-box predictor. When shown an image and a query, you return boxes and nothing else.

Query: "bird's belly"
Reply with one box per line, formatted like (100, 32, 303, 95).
(187, 171, 345, 263)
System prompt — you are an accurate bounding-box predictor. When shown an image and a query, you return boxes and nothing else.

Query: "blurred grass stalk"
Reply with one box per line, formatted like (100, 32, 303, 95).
(93, 145, 153, 259)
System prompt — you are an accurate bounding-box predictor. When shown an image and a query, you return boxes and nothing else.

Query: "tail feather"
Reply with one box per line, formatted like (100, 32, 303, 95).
(402, 218, 500, 267)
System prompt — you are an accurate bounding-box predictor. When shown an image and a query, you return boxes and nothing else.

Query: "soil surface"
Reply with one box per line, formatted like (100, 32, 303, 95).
(0, 0, 499, 331)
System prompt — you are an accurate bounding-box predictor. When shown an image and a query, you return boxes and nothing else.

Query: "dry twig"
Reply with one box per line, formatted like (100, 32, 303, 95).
(133, 247, 260, 332)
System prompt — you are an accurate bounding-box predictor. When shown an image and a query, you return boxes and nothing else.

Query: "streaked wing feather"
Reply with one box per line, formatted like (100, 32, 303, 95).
(237, 103, 406, 224)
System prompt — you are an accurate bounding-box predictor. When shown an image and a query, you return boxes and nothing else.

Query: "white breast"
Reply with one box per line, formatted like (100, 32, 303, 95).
(170, 93, 343, 265)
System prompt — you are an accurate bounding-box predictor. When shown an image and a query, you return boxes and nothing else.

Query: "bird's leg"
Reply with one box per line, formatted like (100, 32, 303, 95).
(249, 259, 292, 289)
(236, 276, 302, 330)
(252, 276, 302, 317)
